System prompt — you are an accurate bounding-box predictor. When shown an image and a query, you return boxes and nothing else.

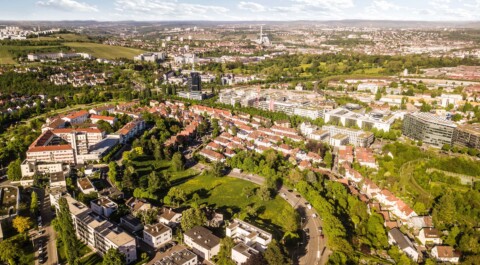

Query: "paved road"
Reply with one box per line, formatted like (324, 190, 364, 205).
(191, 163, 329, 265)
(34, 188, 58, 265)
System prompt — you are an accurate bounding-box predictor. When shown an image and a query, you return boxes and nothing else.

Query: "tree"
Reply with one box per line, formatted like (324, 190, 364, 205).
(324, 151, 333, 169)
(7, 159, 21, 181)
(12, 216, 31, 236)
(56, 197, 80, 265)
(172, 152, 184, 172)
(102, 248, 126, 265)
(244, 253, 267, 265)
(167, 187, 187, 205)
(108, 162, 118, 186)
(264, 240, 290, 265)
(257, 185, 272, 201)
(30, 191, 39, 214)
(0, 240, 20, 265)
(215, 237, 236, 265)
(212, 162, 225, 177)
(181, 207, 206, 231)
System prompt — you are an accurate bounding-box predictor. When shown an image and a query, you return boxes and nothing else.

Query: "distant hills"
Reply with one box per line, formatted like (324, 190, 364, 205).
(0, 20, 479, 29)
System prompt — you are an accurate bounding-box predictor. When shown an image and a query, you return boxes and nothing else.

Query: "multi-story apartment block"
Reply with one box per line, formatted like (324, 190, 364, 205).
(324, 108, 393, 132)
(184, 226, 220, 261)
(322, 125, 374, 147)
(20, 160, 70, 177)
(402, 113, 457, 147)
(61, 110, 89, 124)
(226, 219, 272, 251)
(452, 124, 480, 150)
(143, 223, 173, 249)
(117, 119, 146, 144)
(60, 195, 137, 264)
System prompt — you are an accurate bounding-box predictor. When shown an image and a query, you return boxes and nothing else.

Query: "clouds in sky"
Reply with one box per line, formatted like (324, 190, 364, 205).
(5, 0, 480, 21)
(36, 0, 98, 12)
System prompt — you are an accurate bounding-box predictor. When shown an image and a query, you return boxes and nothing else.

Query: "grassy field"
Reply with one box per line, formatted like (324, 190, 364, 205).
(0, 45, 63, 65)
(64, 42, 146, 59)
(37, 33, 91, 42)
(176, 173, 293, 235)
(132, 157, 199, 184)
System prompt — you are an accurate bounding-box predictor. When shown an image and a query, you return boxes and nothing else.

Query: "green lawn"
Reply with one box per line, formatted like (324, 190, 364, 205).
(175, 173, 293, 236)
(133, 157, 198, 183)
(79, 253, 103, 265)
(0, 45, 63, 65)
(57, 239, 92, 264)
(64, 42, 147, 60)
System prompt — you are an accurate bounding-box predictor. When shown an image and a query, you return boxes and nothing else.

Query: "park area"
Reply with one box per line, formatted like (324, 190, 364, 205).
(130, 155, 296, 237)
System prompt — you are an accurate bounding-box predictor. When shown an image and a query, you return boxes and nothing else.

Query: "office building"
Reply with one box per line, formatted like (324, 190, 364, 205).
(402, 113, 457, 147)
(452, 124, 480, 150)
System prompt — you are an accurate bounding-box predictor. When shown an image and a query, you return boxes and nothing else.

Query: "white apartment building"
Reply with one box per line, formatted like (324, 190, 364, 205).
(322, 125, 374, 147)
(184, 226, 220, 261)
(231, 242, 259, 265)
(440, 94, 463, 108)
(60, 195, 137, 264)
(20, 160, 69, 177)
(143, 223, 173, 249)
(91, 197, 118, 218)
(226, 219, 272, 251)
(324, 108, 392, 132)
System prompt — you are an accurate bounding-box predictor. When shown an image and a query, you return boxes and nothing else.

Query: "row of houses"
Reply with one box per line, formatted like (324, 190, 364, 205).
(342, 163, 461, 263)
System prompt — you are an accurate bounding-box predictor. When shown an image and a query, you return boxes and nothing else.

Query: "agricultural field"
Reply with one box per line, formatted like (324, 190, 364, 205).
(64, 42, 146, 60)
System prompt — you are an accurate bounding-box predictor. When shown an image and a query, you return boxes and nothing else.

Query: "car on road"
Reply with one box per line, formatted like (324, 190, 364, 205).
(305, 202, 312, 209)
(312, 213, 318, 218)
(295, 194, 301, 198)
(39, 256, 45, 264)
(287, 189, 293, 193)
(318, 227, 323, 233)
(281, 193, 286, 198)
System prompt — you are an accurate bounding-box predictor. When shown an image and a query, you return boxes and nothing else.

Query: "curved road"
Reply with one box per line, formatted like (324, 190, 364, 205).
(192, 163, 330, 265)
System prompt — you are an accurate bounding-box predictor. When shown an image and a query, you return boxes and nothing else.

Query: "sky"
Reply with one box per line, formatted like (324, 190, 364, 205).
(0, 0, 479, 21)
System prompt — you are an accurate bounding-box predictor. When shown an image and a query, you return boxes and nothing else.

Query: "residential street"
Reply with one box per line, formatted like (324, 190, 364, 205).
(34, 188, 58, 265)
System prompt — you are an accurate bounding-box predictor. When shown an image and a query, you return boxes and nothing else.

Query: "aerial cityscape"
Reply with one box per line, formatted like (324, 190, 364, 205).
(0, 1, 479, 265)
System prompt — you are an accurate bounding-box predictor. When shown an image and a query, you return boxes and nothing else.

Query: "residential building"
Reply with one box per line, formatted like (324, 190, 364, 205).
(199, 148, 226, 162)
(417, 228, 442, 246)
(184, 226, 220, 261)
(120, 214, 144, 233)
(59, 195, 137, 264)
(143, 223, 173, 249)
(431, 246, 460, 263)
(77, 177, 96, 194)
(62, 110, 89, 124)
(147, 245, 197, 265)
(125, 197, 152, 215)
(90, 115, 117, 126)
(117, 119, 146, 144)
(402, 112, 457, 147)
(324, 108, 393, 132)
(226, 219, 272, 251)
(388, 228, 419, 262)
(231, 242, 259, 265)
(158, 207, 182, 227)
(20, 160, 69, 177)
(322, 125, 374, 147)
(134, 52, 166, 62)
(90, 197, 118, 218)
